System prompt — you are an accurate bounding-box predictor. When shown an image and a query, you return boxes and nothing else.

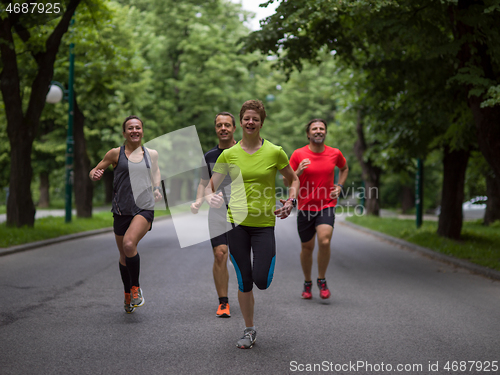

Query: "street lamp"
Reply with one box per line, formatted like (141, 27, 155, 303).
(46, 35, 75, 223)
(46, 83, 64, 103)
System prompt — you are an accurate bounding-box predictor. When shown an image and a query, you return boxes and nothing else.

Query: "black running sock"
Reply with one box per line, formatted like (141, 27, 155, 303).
(317, 278, 326, 285)
(119, 263, 132, 293)
(304, 280, 312, 285)
(126, 253, 141, 287)
(219, 297, 229, 305)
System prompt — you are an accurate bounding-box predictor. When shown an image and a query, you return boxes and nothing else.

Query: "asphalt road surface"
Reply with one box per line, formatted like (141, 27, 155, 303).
(1, 214, 499, 375)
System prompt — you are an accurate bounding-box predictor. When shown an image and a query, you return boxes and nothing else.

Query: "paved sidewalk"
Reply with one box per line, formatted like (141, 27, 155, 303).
(0, 206, 111, 224)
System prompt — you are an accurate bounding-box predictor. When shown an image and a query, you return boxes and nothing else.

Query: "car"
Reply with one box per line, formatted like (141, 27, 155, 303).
(462, 196, 488, 210)
(434, 196, 488, 216)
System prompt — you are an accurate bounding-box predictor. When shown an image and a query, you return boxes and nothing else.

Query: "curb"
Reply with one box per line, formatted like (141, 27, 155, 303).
(0, 215, 172, 258)
(339, 220, 500, 282)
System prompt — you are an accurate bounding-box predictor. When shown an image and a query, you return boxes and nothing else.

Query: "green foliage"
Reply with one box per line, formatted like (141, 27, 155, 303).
(117, 0, 255, 152)
(464, 151, 488, 200)
(239, 0, 500, 221)
(380, 150, 442, 210)
(30, 0, 256, 205)
(481, 85, 500, 108)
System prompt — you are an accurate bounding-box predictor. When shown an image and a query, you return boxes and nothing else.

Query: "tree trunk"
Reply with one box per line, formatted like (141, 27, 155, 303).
(73, 92, 93, 218)
(484, 171, 500, 225)
(7, 132, 36, 226)
(353, 109, 381, 216)
(437, 145, 470, 240)
(0, 0, 82, 227)
(38, 172, 50, 208)
(400, 185, 414, 214)
(468, 96, 500, 179)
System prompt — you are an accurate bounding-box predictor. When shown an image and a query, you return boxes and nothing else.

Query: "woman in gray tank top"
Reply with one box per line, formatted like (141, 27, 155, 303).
(89, 116, 162, 314)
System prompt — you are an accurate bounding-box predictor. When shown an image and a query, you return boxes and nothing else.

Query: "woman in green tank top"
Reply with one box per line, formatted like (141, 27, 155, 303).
(208, 100, 300, 349)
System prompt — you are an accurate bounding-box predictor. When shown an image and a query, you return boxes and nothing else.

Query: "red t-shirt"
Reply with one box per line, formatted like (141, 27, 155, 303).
(289, 145, 346, 211)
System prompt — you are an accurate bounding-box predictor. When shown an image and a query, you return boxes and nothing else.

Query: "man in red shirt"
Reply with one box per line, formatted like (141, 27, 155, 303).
(288, 119, 349, 299)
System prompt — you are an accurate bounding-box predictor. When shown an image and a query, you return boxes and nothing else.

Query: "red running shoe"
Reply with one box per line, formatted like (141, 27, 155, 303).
(301, 282, 313, 299)
(317, 279, 331, 299)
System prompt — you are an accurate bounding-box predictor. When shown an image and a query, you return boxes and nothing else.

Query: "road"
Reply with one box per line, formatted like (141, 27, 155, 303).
(1, 214, 499, 375)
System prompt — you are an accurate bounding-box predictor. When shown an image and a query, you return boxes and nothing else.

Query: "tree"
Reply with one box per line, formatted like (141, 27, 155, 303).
(240, 0, 499, 237)
(123, 0, 254, 147)
(114, 0, 256, 202)
(437, 145, 470, 239)
(484, 170, 500, 225)
(0, 0, 83, 227)
(449, 0, 500, 178)
(35, 0, 153, 213)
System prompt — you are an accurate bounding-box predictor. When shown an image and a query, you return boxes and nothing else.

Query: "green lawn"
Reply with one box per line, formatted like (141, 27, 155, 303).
(0, 210, 170, 248)
(345, 215, 500, 272)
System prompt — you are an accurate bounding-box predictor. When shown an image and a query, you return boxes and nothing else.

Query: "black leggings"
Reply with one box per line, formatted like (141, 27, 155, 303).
(228, 225, 276, 293)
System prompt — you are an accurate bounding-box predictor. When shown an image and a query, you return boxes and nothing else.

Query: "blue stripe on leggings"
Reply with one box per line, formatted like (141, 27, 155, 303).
(230, 254, 244, 292)
(266, 255, 276, 289)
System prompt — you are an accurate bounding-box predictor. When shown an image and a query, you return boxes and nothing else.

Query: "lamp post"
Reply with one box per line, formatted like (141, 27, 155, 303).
(46, 18, 75, 223)
(415, 158, 423, 228)
(64, 40, 75, 223)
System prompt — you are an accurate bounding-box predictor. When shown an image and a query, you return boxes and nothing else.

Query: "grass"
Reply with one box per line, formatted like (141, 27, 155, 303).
(345, 215, 500, 272)
(0, 209, 170, 248)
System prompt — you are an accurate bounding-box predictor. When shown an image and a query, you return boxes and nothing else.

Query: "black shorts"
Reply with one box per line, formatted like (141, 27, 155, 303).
(228, 225, 276, 293)
(297, 207, 335, 243)
(113, 210, 154, 236)
(208, 207, 229, 248)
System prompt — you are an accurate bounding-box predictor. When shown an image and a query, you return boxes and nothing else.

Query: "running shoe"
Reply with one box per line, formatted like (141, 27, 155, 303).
(236, 328, 257, 349)
(317, 279, 331, 299)
(130, 286, 144, 307)
(301, 282, 313, 299)
(216, 302, 231, 318)
(124, 292, 135, 314)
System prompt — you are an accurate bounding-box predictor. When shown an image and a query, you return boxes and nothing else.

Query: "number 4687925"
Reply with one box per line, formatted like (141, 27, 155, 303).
(5, 3, 61, 14)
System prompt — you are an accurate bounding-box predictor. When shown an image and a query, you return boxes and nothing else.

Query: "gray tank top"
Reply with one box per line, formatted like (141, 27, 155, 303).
(111, 146, 155, 215)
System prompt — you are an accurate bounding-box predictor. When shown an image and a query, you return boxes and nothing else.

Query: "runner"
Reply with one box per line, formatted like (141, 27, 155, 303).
(190, 112, 237, 318)
(206, 100, 300, 349)
(287, 118, 349, 300)
(89, 115, 162, 313)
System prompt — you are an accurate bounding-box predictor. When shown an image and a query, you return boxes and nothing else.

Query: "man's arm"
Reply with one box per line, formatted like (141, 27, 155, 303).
(149, 149, 163, 202)
(204, 172, 226, 209)
(331, 162, 349, 199)
(190, 178, 209, 214)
